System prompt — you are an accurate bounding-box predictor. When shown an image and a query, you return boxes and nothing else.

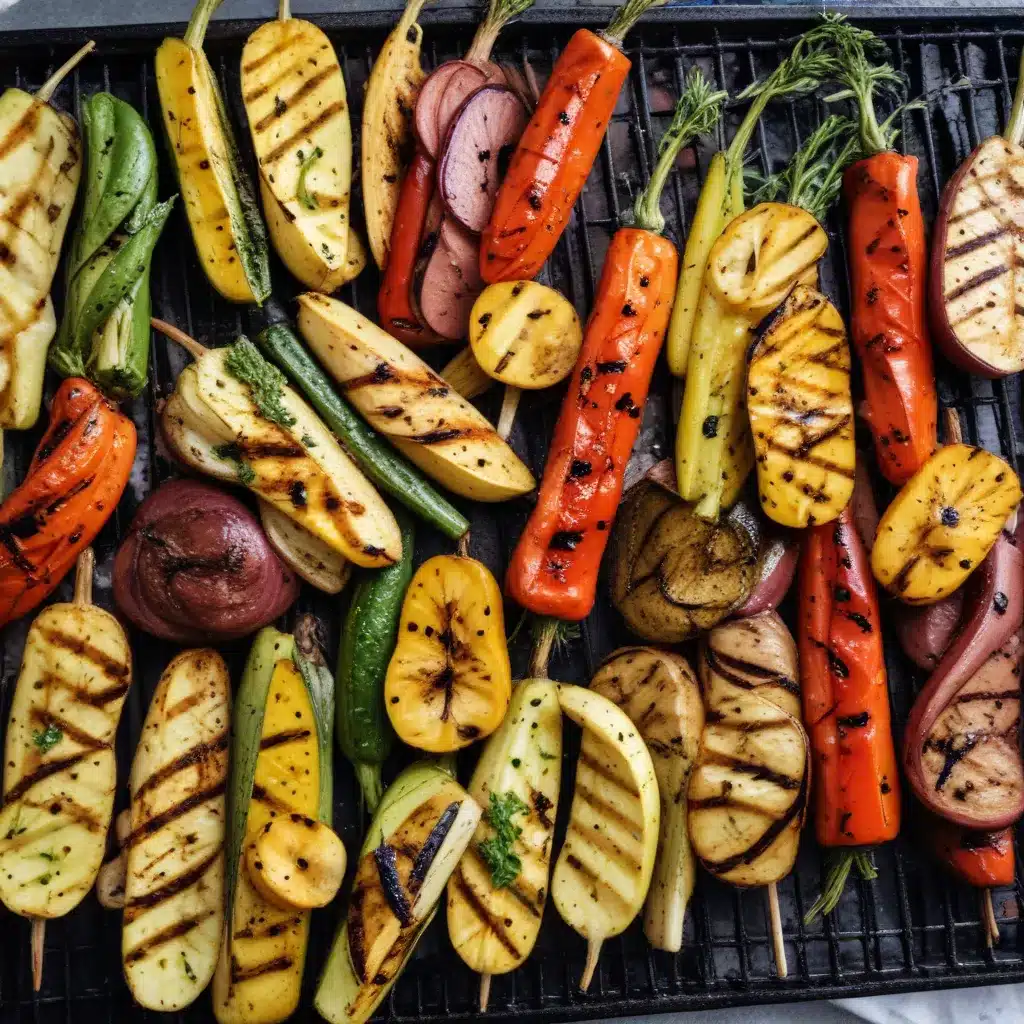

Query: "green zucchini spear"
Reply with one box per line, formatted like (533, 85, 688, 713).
(49, 93, 173, 397)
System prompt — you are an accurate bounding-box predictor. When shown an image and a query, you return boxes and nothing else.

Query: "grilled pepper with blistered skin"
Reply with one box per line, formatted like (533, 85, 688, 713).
(50, 93, 172, 398)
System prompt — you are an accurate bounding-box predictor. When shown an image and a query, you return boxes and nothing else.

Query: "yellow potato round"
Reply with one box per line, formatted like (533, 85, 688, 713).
(469, 281, 582, 389)
(871, 443, 1022, 605)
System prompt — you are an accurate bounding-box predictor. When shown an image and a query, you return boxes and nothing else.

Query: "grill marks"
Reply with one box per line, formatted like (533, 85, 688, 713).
(124, 909, 217, 962)
(452, 867, 523, 961)
(124, 848, 221, 916)
(132, 732, 229, 802)
(126, 781, 227, 847)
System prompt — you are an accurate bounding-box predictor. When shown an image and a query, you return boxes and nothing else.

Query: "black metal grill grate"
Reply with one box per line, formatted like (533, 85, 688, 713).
(1, 8, 1023, 1023)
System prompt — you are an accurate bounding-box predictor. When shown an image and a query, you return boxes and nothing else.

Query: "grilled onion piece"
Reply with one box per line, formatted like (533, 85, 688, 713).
(871, 443, 1021, 605)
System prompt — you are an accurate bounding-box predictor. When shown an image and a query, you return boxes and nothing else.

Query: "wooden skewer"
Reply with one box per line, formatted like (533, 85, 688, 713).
(943, 406, 963, 445)
(150, 317, 208, 359)
(36, 40, 95, 103)
(579, 937, 602, 992)
(981, 888, 1000, 948)
(767, 882, 788, 979)
(31, 918, 45, 992)
(278, 0, 291, 20)
(478, 972, 492, 1012)
(496, 386, 522, 441)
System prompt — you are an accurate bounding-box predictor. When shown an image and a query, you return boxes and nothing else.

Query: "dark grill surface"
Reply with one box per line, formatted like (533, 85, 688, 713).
(1, 7, 1023, 1023)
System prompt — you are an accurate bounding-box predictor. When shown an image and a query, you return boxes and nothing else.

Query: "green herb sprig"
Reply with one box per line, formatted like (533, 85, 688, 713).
(32, 724, 63, 754)
(478, 791, 529, 889)
(225, 337, 297, 429)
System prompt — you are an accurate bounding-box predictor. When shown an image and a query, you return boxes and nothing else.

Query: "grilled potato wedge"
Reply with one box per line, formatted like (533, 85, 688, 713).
(552, 684, 660, 991)
(386, 554, 512, 752)
(590, 648, 703, 954)
(213, 627, 333, 1024)
(259, 499, 351, 595)
(162, 341, 401, 569)
(469, 281, 583, 389)
(871, 443, 1021, 605)
(447, 679, 562, 979)
(748, 286, 855, 528)
(362, 0, 431, 269)
(242, 14, 362, 292)
(156, 2, 270, 304)
(315, 762, 481, 1024)
(296, 292, 535, 501)
(688, 613, 809, 888)
(123, 649, 230, 1011)
(0, 552, 131, 922)
(441, 345, 495, 401)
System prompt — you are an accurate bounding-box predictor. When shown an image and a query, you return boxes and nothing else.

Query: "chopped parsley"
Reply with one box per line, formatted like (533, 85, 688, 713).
(478, 791, 528, 889)
(224, 337, 296, 430)
(182, 952, 197, 983)
(297, 146, 323, 210)
(32, 724, 62, 754)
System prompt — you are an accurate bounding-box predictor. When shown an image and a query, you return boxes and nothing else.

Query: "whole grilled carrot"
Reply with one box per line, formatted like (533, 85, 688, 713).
(820, 17, 936, 485)
(481, 0, 666, 283)
(799, 498, 900, 921)
(506, 72, 724, 620)
(0, 378, 136, 627)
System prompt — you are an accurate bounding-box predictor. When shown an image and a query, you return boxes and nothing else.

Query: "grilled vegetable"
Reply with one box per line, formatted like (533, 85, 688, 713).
(927, 818, 1015, 889)
(736, 527, 799, 618)
(0, 41, 91, 429)
(338, 508, 415, 811)
(0, 549, 131, 990)
(156, 324, 402, 571)
(363, 0, 431, 270)
(609, 476, 758, 643)
(254, 315, 469, 541)
(590, 647, 703, 953)
(122, 649, 230, 1011)
(296, 292, 535, 501)
(799, 502, 900, 922)
(314, 762, 481, 1024)
(156, 0, 271, 304)
(0, 377, 135, 628)
(871, 444, 1020, 605)
(212, 624, 334, 1024)
(241, 2, 363, 292)
(245, 816, 345, 910)
(447, 622, 563, 1009)
(442, 345, 494, 401)
(506, 74, 724, 621)
(481, 0, 669, 282)
(386, 554, 512, 753)
(49, 93, 171, 398)
(666, 28, 839, 375)
(259, 499, 351, 594)
(552, 683, 660, 990)
(689, 612, 809, 888)
(748, 286, 854, 528)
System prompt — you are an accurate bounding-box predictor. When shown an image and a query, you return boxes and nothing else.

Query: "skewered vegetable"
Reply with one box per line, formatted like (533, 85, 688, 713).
(254, 314, 469, 541)
(113, 479, 299, 643)
(799, 501, 900, 922)
(870, 444, 1020, 605)
(122, 649, 230, 1011)
(296, 292, 535, 501)
(314, 762, 481, 1024)
(0, 41, 91, 429)
(926, 818, 1015, 889)
(338, 508, 415, 811)
(748, 286, 855, 528)
(552, 683, 660, 991)
(156, 323, 402, 570)
(666, 27, 839, 375)
(590, 647, 703, 953)
(689, 612, 809, 888)
(385, 554, 512, 753)
(506, 73, 725, 621)
(362, 0, 431, 270)
(245, 816, 346, 910)
(447, 622, 563, 1010)
(0, 549, 131, 991)
(156, 0, 271, 304)
(481, 0, 668, 282)
(241, 1, 364, 292)
(212, 623, 334, 1024)
(49, 93, 172, 397)
(609, 475, 759, 642)
(442, 344, 494, 401)
(0, 377, 135, 628)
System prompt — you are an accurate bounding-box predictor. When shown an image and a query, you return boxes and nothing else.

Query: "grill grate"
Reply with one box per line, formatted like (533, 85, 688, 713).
(1, 8, 1023, 1023)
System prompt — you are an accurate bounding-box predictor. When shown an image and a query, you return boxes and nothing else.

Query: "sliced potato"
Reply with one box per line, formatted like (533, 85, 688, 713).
(385, 555, 512, 753)
(748, 285, 855, 528)
(441, 346, 494, 401)
(469, 281, 582, 389)
(259, 500, 351, 594)
(296, 291, 535, 501)
(245, 815, 345, 910)
(871, 443, 1021, 605)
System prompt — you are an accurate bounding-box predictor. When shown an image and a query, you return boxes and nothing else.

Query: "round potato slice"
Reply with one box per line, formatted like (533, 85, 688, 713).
(245, 815, 346, 910)
(469, 281, 582, 389)
(871, 443, 1021, 605)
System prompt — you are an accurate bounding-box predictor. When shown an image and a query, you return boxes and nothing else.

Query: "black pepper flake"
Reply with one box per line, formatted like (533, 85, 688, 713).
(550, 530, 584, 551)
(701, 415, 719, 439)
(639, 275, 650, 287)
(880, 780, 891, 794)
(621, 303, 637, 317)
(274, 95, 287, 117)
(994, 592, 1009, 614)
(569, 459, 592, 478)
(558, 111, 570, 125)
(833, 585, 851, 603)
(528, 192, 542, 210)
(940, 506, 960, 528)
